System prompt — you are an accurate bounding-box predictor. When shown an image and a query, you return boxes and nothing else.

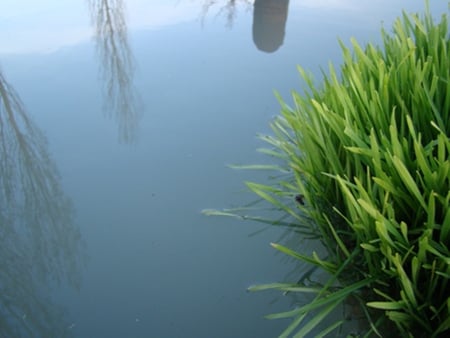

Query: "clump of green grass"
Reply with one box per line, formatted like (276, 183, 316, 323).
(216, 4, 450, 337)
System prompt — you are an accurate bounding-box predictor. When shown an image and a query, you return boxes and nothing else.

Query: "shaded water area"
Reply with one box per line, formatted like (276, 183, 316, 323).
(0, 1, 448, 337)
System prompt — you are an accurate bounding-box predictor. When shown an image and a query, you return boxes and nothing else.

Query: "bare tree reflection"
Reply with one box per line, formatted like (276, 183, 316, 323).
(88, 0, 141, 143)
(0, 71, 84, 337)
(200, 0, 253, 28)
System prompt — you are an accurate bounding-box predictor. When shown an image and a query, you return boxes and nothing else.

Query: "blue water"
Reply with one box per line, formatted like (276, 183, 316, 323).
(1, 1, 448, 337)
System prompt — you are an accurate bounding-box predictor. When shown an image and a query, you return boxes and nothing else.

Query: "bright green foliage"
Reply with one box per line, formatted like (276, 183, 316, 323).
(244, 5, 450, 337)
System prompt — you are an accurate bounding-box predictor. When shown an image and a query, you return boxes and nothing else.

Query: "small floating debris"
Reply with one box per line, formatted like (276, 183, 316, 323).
(295, 194, 305, 205)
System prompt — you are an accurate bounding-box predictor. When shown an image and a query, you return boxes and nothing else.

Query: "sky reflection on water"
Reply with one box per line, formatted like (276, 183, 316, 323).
(1, 0, 447, 54)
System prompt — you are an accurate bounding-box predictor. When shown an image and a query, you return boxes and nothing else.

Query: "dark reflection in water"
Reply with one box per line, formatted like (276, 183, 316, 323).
(201, 0, 290, 53)
(0, 71, 84, 337)
(88, 0, 141, 144)
(253, 0, 289, 53)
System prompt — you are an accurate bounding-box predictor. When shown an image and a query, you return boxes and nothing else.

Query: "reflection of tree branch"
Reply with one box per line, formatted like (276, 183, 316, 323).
(0, 72, 82, 286)
(0, 240, 71, 337)
(200, 0, 253, 28)
(0, 71, 83, 337)
(88, 0, 141, 144)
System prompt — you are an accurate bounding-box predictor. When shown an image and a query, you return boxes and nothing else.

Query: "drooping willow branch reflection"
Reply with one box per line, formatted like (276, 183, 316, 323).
(0, 71, 84, 337)
(88, 0, 141, 144)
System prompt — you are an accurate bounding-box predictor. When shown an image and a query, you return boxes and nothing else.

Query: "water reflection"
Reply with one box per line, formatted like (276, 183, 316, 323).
(0, 71, 84, 337)
(253, 0, 289, 53)
(88, 0, 141, 144)
(200, 0, 290, 53)
(201, 0, 253, 28)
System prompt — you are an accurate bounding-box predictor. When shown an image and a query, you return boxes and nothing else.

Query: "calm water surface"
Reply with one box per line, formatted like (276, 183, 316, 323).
(1, 1, 448, 337)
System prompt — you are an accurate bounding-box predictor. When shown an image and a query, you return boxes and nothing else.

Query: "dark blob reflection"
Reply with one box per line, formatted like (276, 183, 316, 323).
(200, 0, 290, 53)
(0, 71, 84, 337)
(253, 0, 290, 53)
(88, 0, 141, 144)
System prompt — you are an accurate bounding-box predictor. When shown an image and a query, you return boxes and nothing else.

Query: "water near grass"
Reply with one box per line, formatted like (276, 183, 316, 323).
(0, 1, 447, 337)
